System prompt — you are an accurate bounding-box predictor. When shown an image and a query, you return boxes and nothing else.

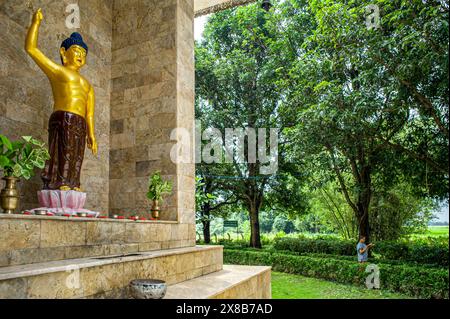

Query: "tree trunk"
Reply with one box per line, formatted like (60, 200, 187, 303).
(249, 200, 262, 248)
(201, 204, 211, 244)
(202, 219, 211, 244)
(356, 166, 372, 243)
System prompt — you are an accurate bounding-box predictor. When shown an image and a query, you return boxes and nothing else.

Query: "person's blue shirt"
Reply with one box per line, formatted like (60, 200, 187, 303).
(357, 242, 368, 262)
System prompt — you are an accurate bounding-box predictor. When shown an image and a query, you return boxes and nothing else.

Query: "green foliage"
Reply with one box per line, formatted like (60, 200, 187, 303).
(224, 249, 449, 299)
(306, 181, 358, 239)
(370, 182, 437, 240)
(276, 0, 448, 238)
(196, 0, 448, 244)
(195, 176, 216, 216)
(272, 214, 297, 234)
(0, 134, 50, 180)
(196, 2, 311, 247)
(146, 171, 173, 202)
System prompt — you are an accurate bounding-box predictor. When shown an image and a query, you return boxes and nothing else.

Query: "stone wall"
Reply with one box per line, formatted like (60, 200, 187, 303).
(110, 0, 195, 222)
(0, 0, 112, 213)
(0, 214, 197, 267)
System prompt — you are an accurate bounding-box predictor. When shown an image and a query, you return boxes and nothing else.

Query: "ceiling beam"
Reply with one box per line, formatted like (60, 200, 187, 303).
(194, 0, 257, 17)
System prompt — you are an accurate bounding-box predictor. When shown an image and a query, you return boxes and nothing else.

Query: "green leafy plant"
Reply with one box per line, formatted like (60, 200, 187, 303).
(0, 134, 50, 180)
(146, 171, 173, 202)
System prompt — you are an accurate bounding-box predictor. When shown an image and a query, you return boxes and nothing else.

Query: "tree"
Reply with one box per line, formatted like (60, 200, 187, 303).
(277, 0, 448, 241)
(196, 0, 448, 244)
(272, 215, 297, 234)
(195, 5, 296, 248)
(195, 172, 239, 243)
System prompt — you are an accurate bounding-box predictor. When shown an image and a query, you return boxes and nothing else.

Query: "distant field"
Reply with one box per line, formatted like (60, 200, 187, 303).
(271, 272, 412, 299)
(209, 226, 449, 243)
(427, 226, 449, 236)
(410, 226, 449, 239)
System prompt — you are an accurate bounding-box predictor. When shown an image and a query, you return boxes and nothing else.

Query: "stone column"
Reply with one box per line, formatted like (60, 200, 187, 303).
(110, 0, 195, 225)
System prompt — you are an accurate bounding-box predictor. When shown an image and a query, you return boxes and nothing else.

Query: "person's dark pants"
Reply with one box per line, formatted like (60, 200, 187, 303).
(42, 111, 86, 190)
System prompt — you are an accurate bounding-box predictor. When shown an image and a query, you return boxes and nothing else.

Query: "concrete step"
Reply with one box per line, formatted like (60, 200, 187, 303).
(164, 265, 272, 299)
(0, 246, 222, 299)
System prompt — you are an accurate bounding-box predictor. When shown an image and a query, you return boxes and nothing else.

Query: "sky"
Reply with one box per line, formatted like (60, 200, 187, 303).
(195, 15, 209, 41)
(435, 202, 449, 223)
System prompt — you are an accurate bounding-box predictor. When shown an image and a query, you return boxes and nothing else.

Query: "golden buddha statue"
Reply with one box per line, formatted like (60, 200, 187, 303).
(25, 9, 97, 191)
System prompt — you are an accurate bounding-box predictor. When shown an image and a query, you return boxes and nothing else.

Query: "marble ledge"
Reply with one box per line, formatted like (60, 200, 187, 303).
(0, 214, 179, 224)
(165, 265, 272, 299)
(0, 245, 223, 281)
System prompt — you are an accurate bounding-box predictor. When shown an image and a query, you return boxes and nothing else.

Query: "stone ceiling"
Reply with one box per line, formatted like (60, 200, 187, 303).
(194, 0, 257, 17)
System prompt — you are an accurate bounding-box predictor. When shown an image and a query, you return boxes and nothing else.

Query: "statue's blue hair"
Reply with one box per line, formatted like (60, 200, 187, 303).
(60, 32, 88, 54)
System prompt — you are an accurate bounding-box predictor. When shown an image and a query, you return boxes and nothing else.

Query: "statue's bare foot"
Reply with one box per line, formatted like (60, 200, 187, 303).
(60, 186, 71, 191)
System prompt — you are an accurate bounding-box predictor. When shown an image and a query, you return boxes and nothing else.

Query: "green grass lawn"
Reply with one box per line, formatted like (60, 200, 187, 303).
(271, 272, 412, 299)
(426, 226, 449, 237)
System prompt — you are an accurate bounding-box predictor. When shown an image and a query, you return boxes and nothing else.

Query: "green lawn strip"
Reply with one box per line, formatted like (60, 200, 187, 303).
(224, 249, 449, 299)
(271, 272, 412, 299)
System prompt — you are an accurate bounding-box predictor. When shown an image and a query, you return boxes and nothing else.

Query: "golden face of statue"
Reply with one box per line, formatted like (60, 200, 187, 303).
(60, 45, 87, 69)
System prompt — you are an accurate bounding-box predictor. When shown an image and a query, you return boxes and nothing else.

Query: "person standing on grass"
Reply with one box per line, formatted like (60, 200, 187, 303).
(357, 236, 374, 263)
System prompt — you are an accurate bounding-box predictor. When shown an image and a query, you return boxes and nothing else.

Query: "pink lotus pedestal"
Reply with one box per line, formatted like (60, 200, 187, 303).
(29, 190, 99, 217)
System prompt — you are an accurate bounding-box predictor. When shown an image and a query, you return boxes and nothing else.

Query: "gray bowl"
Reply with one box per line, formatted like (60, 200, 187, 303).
(129, 279, 167, 299)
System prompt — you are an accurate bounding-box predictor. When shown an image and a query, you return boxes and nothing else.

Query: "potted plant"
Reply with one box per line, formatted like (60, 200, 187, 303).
(0, 135, 50, 214)
(146, 171, 173, 220)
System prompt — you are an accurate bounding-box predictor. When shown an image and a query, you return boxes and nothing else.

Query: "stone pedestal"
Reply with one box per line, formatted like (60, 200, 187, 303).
(28, 190, 99, 217)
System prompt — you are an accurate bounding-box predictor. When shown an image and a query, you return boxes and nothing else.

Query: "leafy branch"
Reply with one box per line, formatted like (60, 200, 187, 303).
(0, 135, 50, 180)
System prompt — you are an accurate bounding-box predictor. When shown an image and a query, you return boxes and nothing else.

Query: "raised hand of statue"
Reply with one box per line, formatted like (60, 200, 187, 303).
(32, 8, 43, 25)
(87, 136, 98, 156)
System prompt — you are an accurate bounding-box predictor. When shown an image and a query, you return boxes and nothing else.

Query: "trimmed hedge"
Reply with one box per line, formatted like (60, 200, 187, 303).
(273, 237, 355, 255)
(273, 237, 449, 267)
(374, 241, 449, 266)
(224, 249, 449, 299)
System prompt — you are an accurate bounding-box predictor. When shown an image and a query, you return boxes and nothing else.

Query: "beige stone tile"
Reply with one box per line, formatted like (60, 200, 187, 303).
(171, 223, 189, 241)
(185, 268, 203, 281)
(80, 263, 124, 297)
(9, 247, 66, 266)
(40, 220, 86, 248)
(138, 242, 161, 252)
(157, 255, 177, 278)
(176, 253, 195, 274)
(65, 245, 105, 260)
(124, 223, 157, 243)
(0, 278, 28, 299)
(104, 244, 139, 256)
(86, 221, 126, 245)
(169, 240, 183, 249)
(201, 265, 218, 276)
(0, 219, 40, 252)
(27, 271, 83, 299)
(161, 241, 171, 249)
(154, 223, 172, 242)
(0, 251, 10, 267)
